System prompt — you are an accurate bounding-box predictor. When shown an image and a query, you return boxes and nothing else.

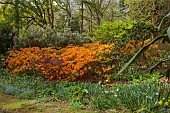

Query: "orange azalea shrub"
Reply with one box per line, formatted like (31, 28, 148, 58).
(6, 47, 63, 76)
(59, 42, 118, 81)
(120, 39, 159, 55)
(5, 42, 118, 82)
(119, 39, 167, 71)
(120, 39, 160, 58)
(5, 41, 165, 82)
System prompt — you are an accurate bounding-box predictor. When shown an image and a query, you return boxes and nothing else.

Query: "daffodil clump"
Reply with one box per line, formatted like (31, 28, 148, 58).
(158, 97, 170, 107)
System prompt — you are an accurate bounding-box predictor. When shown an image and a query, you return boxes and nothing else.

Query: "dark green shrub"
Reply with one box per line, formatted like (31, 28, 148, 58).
(126, 21, 157, 41)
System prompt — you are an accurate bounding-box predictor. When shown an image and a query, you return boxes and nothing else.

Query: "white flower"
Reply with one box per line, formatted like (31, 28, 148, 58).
(116, 88, 119, 91)
(84, 89, 88, 93)
(102, 85, 106, 87)
(106, 80, 109, 82)
(155, 93, 159, 96)
(105, 91, 109, 93)
(114, 94, 118, 97)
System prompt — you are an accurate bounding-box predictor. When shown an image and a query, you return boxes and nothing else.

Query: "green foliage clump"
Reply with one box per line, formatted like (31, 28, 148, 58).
(118, 12, 170, 76)
(91, 20, 156, 44)
(91, 20, 133, 43)
(111, 73, 162, 84)
(126, 21, 157, 41)
(116, 83, 170, 112)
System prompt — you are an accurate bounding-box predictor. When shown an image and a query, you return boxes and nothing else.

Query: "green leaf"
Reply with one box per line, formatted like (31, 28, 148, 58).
(165, 12, 170, 18)
(118, 35, 166, 75)
(158, 12, 170, 31)
(167, 26, 170, 41)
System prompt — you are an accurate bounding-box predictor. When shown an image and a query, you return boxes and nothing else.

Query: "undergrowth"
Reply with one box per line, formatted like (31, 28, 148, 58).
(0, 70, 170, 112)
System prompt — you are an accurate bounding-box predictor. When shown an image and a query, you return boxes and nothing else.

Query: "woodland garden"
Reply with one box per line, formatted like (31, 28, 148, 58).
(0, 0, 170, 113)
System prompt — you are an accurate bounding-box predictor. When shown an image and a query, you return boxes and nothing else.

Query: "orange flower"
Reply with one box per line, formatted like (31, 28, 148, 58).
(56, 70, 58, 73)
(84, 67, 87, 71)
(65, 71, 70, 75)
(107, 77, 110, 80)
(97, 71, 102, 75)
(153, 44, 158, 49)
(108, 83, 113, 87)
(80, 70, 84, 76)
(59, 71, 63, 75)
(88, 66, 92, 70)
(105, 74, 109, 77)
(72, 77, 76, 81)
(49, 75, 55, 80)
(57, 76, 62, 80)
(45, 75, 49, 79)
(151, 56, 157, 60)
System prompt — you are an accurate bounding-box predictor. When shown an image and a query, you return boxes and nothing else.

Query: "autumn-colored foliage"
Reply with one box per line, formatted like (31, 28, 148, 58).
(5, 41, 164, 82)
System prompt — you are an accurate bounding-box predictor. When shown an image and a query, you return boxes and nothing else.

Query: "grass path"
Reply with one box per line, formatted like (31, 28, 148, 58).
(0, 93, 99, 113)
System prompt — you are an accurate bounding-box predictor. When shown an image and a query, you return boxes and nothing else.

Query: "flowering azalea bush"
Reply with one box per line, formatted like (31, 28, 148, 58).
(119, 39, 168, 72)
(5, 42, 118, 82)
(5, 41, 166, 82)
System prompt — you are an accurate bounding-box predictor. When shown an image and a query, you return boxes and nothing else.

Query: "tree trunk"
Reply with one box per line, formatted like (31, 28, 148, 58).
(13, 0, 19, 49)
(15, 0, 19, 37)
(151, 0, 159, 39)
(80, 0, 84, 35)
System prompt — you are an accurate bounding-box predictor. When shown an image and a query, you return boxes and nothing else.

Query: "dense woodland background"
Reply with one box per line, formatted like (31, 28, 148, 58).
(0, 0, 170, 78)
(0, 0, 170, 50)
(0, 1, 170, 113)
